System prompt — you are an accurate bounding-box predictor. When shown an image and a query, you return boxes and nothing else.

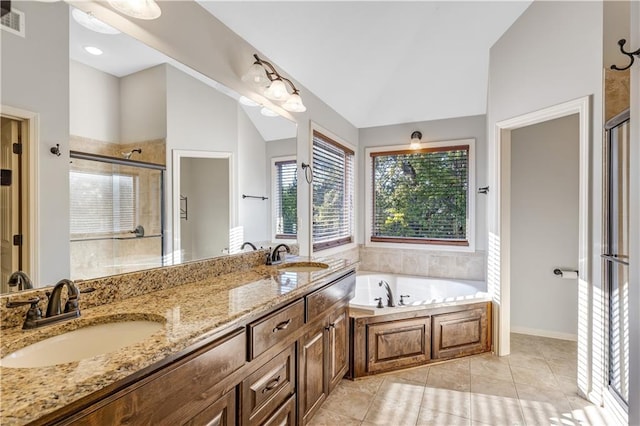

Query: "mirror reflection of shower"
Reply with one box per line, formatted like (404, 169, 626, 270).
(121, 148, 142, 159)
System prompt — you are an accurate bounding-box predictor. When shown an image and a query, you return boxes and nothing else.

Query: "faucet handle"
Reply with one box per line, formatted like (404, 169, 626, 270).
(6, 297, 40, 308)
(399, 294, 411, 305)
(374, 297, 384, 309)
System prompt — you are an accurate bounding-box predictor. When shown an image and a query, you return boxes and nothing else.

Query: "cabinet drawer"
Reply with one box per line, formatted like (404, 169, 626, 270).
(432, 305, 489, 359)
(248, 300, 304, 360)
(366, 317, 430, 373)
(306, 271, 355, 322)
(263, 395, 296, 426)
(242, 344, 295, 426)
(72, 329, 246, 425)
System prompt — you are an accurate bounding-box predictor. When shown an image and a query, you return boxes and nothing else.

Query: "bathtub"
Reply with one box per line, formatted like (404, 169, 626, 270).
(350, 272, 489, 315)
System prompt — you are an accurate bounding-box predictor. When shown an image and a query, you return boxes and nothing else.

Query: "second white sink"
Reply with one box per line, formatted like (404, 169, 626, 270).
(1, 320, 164, 369)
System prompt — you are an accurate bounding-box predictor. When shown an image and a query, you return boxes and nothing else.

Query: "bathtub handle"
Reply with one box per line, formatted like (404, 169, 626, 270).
(272, 319, 292, 332)
(399, 295, 410, 305)
(374, 297, 384, 309)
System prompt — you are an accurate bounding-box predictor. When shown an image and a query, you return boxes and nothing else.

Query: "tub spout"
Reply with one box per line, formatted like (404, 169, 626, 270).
(378, 280, 395, 307)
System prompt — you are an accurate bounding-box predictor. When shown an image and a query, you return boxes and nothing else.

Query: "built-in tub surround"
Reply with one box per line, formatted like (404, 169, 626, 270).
(358, 246, 486, 281)
(0, 254, 356, 425)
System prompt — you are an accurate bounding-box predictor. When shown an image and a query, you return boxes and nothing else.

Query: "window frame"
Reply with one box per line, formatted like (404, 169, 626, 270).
(365, 138, 476, 252)
(271, 155, 298, 243)
(310, 125, 357, 254)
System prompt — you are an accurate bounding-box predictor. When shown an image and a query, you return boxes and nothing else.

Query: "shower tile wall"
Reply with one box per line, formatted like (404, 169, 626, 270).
(69, 136, 165, 280)
(358, 246, 485, 281)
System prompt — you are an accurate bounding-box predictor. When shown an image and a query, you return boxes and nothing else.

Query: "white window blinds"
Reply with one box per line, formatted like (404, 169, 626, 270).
(312, 131, 354, 251)
(371, 145, 469, 246)
(70, 171, 136, 236)
(274, 159, 297, 239)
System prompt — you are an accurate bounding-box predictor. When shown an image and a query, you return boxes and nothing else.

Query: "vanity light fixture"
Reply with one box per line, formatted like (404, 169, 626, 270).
(242, 53, 307, 113)
(410, 131, 422, 150)
(72, 8, 120, 35)
(83, 45, 104, 56)
(108, 0, 161, 20)
(260, 107, 279, 117)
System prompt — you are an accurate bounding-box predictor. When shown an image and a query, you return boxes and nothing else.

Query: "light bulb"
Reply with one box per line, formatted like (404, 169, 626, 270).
(83, 46, 104, 56)
(108, 0, 161, 20)
(260, 107, 279, 117)
(282, 93, 306, 113)
(72, 9, 121, 34)
(242, 63, 270, 89)
(264, 79, 290, 101)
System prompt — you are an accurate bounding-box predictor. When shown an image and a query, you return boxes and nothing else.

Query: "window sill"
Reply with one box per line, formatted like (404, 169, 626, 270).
(313, 242, 358, 257)
(364, 240, 476, 253)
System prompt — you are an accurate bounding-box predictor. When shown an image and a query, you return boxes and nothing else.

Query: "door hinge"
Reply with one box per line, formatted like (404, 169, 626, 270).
(13, 234, 22, 246)
(12, 142, 22, 155)
(0, 169, 11, 186)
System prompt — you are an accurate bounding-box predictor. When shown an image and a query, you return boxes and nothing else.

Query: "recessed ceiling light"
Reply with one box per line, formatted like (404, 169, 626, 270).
(83, 46, 104, 56)
(72, 8, 120, 35)
(239, 96, 259, 107)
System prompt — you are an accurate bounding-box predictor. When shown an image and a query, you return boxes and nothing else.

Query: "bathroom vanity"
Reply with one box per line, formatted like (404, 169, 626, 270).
(0, 256, 356, 425)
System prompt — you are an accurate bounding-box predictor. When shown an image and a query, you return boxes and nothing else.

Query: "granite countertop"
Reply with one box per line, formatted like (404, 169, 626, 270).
(0, 257, 356, 425)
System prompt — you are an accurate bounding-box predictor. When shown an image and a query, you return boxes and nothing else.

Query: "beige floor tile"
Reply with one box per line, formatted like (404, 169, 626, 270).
(363, 396, 421, 426)
(507, 352, 553, 370)
(470, 355, 513, 382)
(307, 407, 362, 426)
(381, 364, 430, 385)
(515, 382, 572, 412)
(471, 375, 519, 399)
(376, 376, 425, 405)
(510, 364, 559, 389)
(568, 399, 616, 426)
(429, 358, 471, 375)
(427, 369, 470, 392)
(471, 394, 525, 426)
(539, 341, 578, 361)
(422, 386, 471, 419)
(546, 356, 578, 379)
(520, 405, 577, 426)
(338, 376, 384, 396)
(321, 386, 374, 421)
(554, 374, 579, 397)
(416, 407, 471, 425)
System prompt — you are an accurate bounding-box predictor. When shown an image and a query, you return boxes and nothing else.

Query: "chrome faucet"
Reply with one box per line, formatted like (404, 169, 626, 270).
(378, 280, 395, 307)
(7, 271, 33, 291)
(268, 244, 290, 265)
(241, 241, 257, 251)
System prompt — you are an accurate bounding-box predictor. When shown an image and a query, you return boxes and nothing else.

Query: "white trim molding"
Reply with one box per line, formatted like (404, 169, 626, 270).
(491, 96, 591, 395)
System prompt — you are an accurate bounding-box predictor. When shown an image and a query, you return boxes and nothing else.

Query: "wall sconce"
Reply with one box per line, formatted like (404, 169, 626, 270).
(242, 53, 307, 113)
(108, 0, 161, 20)
(410, 131, 422, 150)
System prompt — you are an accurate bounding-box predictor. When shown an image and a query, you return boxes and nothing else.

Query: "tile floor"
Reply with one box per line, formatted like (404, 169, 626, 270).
(309, 333, 617, 426)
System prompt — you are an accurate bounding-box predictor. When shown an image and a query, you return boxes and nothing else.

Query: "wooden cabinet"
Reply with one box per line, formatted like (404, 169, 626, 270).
(299, 322, 327, 425)
(184, 389, 236, 426)
(263, 395, 296, 426)
(432, 306, 490, 359)
(365, 317, 430, 374)
(327, 306, 348, 393)
(248, 300, 305, 360)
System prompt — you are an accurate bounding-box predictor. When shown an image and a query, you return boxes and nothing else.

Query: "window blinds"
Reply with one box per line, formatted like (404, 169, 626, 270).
(69, 171, 136, 236)
(312, 131, 354, 251)
(371, 145, 469, 245)
(274, 159, 297, 239)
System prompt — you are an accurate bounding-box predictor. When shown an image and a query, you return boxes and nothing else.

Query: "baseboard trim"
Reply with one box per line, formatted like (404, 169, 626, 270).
(511, 326, 578, 341)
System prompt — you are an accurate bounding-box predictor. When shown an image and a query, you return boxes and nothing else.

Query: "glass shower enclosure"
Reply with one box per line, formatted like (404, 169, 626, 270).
(69, 151, 165, 280)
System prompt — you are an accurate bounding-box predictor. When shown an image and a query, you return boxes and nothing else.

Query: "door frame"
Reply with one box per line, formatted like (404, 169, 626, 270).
(491, 96, 591, 389)
(171, 149, 234, 264)
(0, 105, 39, 285)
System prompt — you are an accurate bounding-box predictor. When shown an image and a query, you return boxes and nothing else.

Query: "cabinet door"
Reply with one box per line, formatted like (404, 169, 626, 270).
(327, 306, 348, 392)
(184, 388, 236, 426)
(298, 323, 326, 425)
(262, 395, 296, 426)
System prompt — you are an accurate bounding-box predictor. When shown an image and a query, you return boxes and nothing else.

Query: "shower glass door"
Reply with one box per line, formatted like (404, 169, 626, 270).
(603, 109, 630, 409)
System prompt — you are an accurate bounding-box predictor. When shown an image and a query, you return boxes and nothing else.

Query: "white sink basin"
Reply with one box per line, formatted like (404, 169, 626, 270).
(277, 262, 329, 273)
(0, 320, 163, 369)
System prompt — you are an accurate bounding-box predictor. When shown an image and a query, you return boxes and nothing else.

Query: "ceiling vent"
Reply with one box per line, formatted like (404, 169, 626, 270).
(1, 7, 24, 37)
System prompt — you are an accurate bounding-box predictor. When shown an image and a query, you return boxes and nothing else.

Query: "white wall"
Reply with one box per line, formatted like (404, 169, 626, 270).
(120, 65, 166, 143)
(69, 60, 120, 143)
(510, 114, 579, 338)
(180, 157, 229, 260)
(0, 1, 70, 285)
(487, 0, 603, 402)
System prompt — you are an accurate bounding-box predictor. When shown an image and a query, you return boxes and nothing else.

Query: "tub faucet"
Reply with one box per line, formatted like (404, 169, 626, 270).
(241, 241, 257, 251)
(270, 244, 290, 264)
(7, 271, 33, 291)
(46, 279, 80, 318)
(378, 280, 395, 307)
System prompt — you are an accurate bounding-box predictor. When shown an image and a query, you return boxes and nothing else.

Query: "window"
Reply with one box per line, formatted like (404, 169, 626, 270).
(369, 141, 472, 247)
(69, 171, 137, 236)
(312, 130, 355, 251)
(272, 157, 297, 240)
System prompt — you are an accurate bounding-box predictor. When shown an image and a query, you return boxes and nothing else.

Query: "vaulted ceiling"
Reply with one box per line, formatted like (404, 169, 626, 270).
(198, 1, 532, 129)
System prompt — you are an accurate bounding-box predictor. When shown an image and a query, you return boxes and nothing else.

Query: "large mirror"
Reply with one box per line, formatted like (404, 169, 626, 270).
(0, 2, 297, 293)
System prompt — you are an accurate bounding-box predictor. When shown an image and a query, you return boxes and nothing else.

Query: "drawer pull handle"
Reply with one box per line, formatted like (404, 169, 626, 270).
(262, 376, 281, 393)
(272, 319, 291, 332)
